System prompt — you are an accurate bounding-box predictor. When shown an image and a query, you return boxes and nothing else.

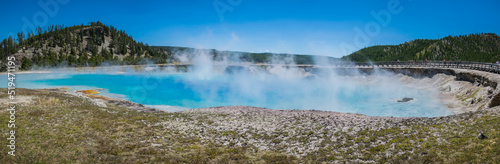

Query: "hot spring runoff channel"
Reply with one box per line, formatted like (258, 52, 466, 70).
(12, 72, 452, 117)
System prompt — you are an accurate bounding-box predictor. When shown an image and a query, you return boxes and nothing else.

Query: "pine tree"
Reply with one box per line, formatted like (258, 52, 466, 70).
(78, 52, 88, 66)
(7, 36, 15, 54)
(59, 49, 67, 65)
(1, 39, 6, 56)
(21, 56, 32, 70)
(17, 32, 24, 47)
(67, 54, 76, 66)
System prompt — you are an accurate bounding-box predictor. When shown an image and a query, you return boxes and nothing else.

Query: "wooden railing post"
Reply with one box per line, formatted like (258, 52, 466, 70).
(340, 60, 500, 74)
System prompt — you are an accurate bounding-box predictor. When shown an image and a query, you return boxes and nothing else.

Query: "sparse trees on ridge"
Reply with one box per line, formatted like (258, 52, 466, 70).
(0, 21, 173, 69)
(343, 33, 500, 63)
(1, 22, 499, 71)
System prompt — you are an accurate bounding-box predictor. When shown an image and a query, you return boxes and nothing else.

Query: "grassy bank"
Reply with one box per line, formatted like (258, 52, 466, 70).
(0, 88, 498, 163)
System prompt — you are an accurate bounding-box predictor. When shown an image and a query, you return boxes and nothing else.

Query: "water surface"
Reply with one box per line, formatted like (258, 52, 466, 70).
(6, 72, 452, 117)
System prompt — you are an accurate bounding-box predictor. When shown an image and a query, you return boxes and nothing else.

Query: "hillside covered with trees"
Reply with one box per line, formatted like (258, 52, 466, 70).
(4, 22, 496, 70)
(0, 22, 336, 71)
(156, 46, 337, 65)
(342, 33, 500, 63)
(0, 21, 172, 71)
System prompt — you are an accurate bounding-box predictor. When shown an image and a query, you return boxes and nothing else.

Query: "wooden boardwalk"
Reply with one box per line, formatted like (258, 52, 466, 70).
(155, 61, 500, 74)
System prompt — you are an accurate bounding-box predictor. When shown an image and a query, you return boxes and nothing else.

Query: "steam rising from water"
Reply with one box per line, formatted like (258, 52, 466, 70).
(11, 50, 452, 117)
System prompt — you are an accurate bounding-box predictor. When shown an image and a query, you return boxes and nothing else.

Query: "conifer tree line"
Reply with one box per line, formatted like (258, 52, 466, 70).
(0, 21, 172, 71)
(2, 21, 499, 71)
(0, 20, 332, 71)
(342, 33, 500, 63)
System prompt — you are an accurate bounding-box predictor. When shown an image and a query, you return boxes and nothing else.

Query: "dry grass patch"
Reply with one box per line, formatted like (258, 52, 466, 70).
(0, 88, 498, 163)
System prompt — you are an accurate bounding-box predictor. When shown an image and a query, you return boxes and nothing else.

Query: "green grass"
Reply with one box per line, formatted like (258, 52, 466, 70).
(0, 88, 498, 163)
(0, 89, 295, 163)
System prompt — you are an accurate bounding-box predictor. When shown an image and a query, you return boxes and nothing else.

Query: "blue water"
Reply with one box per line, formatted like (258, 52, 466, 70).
(6, 72, 453, 117)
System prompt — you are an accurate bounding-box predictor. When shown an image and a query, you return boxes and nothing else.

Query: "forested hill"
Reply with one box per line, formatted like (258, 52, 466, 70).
(0, 21, 171, 71)
(342, 33, 500, 63)
(155, 46, 338, 65)
(0, 22, 336, 71)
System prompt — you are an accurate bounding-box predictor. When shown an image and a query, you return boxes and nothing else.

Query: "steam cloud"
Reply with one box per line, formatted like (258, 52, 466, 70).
(11, 49, 451, 117)
(155, 49, 450, 117)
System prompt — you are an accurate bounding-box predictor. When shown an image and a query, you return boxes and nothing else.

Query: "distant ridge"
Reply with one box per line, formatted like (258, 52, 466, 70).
(154, 46, 338, 65)
(342, 33, 500, 63)
(0, 22, 337, 71)
(2, 21, 498, 71)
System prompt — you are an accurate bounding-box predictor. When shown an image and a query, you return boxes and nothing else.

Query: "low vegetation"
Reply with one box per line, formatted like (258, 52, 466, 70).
(0, 88, 498, 163)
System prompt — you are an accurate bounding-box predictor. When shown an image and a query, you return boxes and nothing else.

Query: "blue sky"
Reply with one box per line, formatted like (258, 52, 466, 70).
(1, 0, 499, 57)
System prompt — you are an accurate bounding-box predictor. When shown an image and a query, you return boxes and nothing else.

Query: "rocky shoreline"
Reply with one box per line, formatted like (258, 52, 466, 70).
(32, 88, 167, 113)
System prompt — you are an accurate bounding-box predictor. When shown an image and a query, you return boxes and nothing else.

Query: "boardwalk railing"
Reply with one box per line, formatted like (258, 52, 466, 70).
(156, 60, 500, 74)
(323, 60, 500, 74)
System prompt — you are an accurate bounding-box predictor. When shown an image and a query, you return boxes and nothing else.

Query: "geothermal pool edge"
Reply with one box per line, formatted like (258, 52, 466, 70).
(22, 67, 500, 117)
